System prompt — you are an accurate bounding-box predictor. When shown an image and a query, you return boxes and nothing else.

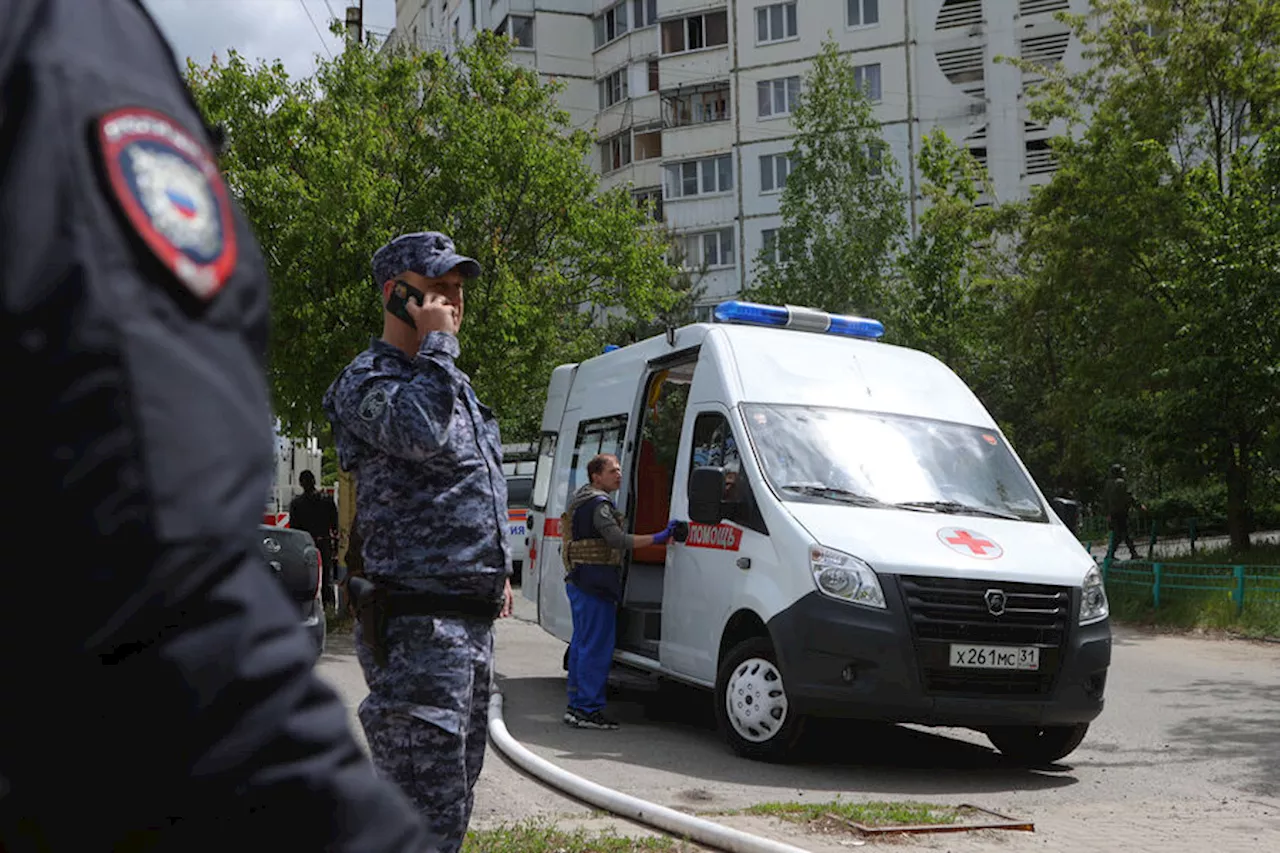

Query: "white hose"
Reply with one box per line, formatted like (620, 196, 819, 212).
(486, 691, 813, 853)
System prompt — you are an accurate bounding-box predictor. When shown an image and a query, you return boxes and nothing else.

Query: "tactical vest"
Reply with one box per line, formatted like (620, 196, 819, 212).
(561, 496, 623, 578)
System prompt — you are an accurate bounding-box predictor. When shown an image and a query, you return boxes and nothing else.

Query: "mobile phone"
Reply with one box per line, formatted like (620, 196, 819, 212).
(386, 279, 425, 329)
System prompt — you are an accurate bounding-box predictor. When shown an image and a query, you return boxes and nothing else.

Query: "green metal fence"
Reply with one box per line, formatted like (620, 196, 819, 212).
(1101, 553, 1280, 615)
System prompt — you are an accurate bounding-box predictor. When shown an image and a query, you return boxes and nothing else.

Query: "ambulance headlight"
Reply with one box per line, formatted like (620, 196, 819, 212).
(1080, 565, 1109, 625)
(810, 546, 885, 609)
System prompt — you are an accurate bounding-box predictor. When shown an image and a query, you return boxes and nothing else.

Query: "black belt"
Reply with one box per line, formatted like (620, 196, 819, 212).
(384, 591, 503, 621)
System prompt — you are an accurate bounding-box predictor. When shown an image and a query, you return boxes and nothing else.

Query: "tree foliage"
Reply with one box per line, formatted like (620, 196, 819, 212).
(186, 30, 676, 440)
(1002, 0, 1280, 545)
(745, 39, 908, 318)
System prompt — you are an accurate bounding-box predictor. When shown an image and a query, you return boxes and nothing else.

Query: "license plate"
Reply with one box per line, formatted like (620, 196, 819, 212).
(950, 644, 1039, 670)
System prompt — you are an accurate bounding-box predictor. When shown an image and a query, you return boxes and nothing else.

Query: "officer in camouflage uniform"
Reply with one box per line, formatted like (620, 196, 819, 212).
(324, 231, 514, 853)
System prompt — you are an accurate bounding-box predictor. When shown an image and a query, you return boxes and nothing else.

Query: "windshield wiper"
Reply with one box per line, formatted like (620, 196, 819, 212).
(893, 500, 1022, 521)
(781, 484, 886, 506)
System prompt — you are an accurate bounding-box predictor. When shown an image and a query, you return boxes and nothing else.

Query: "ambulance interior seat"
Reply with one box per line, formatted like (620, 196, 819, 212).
(622, 437, 671, 610)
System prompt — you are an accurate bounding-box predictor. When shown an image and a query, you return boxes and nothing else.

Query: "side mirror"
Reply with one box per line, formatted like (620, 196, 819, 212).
(688, 466, 726, 526)
(1049, 497, 1080, 534)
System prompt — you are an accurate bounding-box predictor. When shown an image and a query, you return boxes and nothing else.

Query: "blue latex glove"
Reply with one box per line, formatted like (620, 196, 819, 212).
(652, 519, 679, 545)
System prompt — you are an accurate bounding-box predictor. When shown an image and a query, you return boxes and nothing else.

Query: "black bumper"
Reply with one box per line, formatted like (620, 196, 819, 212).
(766, 584, 1110, 728)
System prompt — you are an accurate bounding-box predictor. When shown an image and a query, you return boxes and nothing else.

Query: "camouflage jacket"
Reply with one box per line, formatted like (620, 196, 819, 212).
(323, 333, 510, 597)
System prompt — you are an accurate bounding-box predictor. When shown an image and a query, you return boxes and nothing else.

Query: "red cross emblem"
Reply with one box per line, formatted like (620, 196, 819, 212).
(938, 527, 1003, 560)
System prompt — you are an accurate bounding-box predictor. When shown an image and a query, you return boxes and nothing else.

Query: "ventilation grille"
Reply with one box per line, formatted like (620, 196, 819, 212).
(937, 0, 983, 30)
(1020, 0, 1070, 16)
(937, 45, 985, 85)
(1021, 32, 1071, 67)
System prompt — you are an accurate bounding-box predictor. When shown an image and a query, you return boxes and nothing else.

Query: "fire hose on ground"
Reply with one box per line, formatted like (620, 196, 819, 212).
(486, 691, 813, 853)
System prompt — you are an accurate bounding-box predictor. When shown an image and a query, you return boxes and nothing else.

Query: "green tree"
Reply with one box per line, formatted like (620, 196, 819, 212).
(896, 129, 1023, 383)
(1010, 0, 1280, 546)
(745, 39, 908, 318)
(187, 30, 676, 441)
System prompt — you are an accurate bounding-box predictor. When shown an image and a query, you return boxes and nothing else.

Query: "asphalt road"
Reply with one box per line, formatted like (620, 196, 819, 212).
(317, 593, 1280, 852)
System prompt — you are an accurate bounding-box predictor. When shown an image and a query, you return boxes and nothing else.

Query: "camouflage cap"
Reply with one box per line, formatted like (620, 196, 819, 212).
(371, 231, 481, 287)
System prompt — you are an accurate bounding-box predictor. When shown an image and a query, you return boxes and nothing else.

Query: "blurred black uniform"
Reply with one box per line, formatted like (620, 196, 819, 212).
(0, 1, 427, 849)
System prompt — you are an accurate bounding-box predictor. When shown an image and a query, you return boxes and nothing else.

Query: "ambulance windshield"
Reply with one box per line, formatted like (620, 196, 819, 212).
(740, 404, 1048, 523)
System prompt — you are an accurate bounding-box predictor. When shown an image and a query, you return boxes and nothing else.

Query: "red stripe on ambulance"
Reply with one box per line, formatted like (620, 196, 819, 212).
(685, 523, 743, 551)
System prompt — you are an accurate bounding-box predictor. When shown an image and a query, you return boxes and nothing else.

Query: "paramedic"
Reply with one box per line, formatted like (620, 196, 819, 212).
(562, 453, 679, 730)
(324, 230, 514, 853)
(0, 0, 429, 849)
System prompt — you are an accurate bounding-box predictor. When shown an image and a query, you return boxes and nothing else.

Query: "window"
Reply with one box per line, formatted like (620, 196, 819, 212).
(532, 433, 557, 511)
(633, 129, 662, 161)
(663, 85, 730, 127)
(601, 133, 632, 172)
(689, 413, 765, 532)
(599, 67, 628, 108)
(847, 0, 879, 27)
(497, 14, 534, 48)
(453, 17, 460, 41)
(469, 0, 476, 26)
(678, 228, 735, 268)
(756, 2, 798, 44)
(569, 416, 628, 496)
(661, 10, 729, 55)
(664, 155, 733, 199)
(633, 188, 664, 221)
(854, 63, 882, 101)
(865, 142, 884, 176)
(759, 153, 793, 193)
(648, 59, 660, 92)
(594, 0, 658, 47)
(757, 76, 800, 118)
(761, 228, 783, 264)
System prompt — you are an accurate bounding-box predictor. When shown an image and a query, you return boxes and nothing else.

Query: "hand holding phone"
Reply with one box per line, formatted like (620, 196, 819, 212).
(388, 280, 456, 336)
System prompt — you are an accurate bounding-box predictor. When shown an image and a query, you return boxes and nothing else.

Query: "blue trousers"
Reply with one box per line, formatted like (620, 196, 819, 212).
(566, 583, 616, 714)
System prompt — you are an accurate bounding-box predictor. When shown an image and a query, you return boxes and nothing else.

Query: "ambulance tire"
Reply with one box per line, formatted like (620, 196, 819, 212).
(986, 723, 1090, 766)
(715, 637, 806, 763)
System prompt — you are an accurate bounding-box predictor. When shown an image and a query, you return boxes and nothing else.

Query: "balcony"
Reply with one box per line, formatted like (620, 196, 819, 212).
(661, 84, 731, 128)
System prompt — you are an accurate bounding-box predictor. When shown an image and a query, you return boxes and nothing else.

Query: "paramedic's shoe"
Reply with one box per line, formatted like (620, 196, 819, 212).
(562, 707, 579, 725)
(566, 708, 619, 730)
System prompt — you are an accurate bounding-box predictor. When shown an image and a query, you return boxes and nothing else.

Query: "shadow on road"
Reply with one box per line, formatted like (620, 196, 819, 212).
(1154, 677, 1280, 798)
(497, 672, 1079, 797)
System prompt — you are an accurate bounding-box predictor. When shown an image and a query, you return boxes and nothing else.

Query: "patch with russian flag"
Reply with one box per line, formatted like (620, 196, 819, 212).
(96, 107, 238, 301)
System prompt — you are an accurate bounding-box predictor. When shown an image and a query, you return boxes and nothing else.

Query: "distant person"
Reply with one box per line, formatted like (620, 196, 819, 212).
(1103, 463, 1142, 560)
(290, 469, 339, 608)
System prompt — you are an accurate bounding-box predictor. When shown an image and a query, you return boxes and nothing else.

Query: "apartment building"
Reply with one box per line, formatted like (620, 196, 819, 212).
(386, 0, 1094, 316)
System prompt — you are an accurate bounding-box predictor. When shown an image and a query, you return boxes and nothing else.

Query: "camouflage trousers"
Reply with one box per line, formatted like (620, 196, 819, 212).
(355, 613, 494, 853)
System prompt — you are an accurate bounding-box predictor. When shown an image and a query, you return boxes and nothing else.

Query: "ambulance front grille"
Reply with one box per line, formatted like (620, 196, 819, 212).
(899, 575, 1071, 697)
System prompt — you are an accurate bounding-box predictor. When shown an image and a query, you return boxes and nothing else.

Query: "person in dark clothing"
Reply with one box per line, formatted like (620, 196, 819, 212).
(1103, 463, 1142, 561)
(290, 469, 340, 608)
(561, 453, 679, 730)
(0, 2, 429, 849)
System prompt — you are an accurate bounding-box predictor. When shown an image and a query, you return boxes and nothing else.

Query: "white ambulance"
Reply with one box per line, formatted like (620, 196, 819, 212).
(522, 300, 1111, 765)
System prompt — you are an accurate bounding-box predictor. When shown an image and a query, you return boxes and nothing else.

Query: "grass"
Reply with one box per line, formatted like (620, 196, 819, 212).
(1105, 542, 1280, 639)
(743, 800, 964, 827)
(326, 609, 354, 635)
(461, 823, 686, 852)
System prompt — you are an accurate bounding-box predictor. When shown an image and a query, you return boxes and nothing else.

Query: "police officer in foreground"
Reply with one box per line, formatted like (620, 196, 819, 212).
(323, 231, 514, 853)
(561, 454, 678, 730)
(0, 1, 432, 850)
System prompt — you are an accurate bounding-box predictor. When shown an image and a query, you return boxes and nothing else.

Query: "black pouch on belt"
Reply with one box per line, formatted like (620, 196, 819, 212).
(347, 576, 388, 667)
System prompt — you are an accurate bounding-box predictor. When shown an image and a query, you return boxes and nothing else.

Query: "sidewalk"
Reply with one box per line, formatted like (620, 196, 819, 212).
(1084, 529, 1280, 561)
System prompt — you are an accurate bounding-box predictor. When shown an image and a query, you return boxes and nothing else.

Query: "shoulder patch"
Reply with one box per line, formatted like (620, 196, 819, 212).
(96, 107, 238, 301)
(359, 388, 389, 421)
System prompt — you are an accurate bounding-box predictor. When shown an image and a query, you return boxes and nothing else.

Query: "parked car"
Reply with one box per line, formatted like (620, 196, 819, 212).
(258, 524, 326, 659)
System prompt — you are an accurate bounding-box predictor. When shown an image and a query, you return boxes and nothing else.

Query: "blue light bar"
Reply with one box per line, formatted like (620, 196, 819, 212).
(603, 344, 621, 354)
(712, 300, 885, 340)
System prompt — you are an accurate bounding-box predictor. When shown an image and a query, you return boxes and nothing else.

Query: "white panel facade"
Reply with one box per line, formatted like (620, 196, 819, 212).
(391, 0, 1097, 309)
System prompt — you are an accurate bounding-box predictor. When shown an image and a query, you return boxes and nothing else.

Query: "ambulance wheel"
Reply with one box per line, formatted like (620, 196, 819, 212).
(715, 637, 805, 763)
(986, 723, 1090, 766)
